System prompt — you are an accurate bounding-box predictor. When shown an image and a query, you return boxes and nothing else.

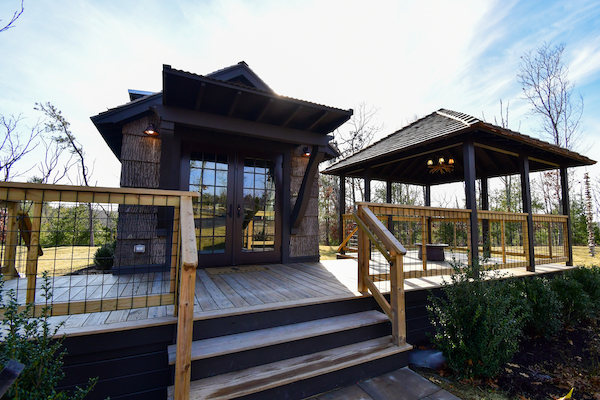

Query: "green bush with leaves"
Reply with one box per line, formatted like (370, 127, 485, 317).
(516, 276, 563, 338)
(427, 265, 528, 379)
(0, 274, 97, 399)
(564, 266, 600, 318)
(94, 242, 116, 271)
(550, 274, 592, 326)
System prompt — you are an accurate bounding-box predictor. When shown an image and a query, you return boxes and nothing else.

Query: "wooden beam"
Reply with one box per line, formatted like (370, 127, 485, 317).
(255, 99, 273, 122)
(152, 105, 331, 147)
(227, 91, 242, 117)
(283, 105, 302, 127)
(291, 148, 325, 234)
(194, 82, 206, 111)
(306, 111, 328, 132)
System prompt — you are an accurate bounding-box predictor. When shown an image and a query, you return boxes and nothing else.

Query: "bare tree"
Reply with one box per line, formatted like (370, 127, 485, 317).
(331, 103, 384, 209)
(0, 0, 24, 33)
(0, 114, 40, 181)
(36, 102, 95, 245)
(518, 42, 584, 150)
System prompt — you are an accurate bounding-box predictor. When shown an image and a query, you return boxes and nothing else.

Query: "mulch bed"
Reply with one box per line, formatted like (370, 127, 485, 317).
(496, 320, 600, 399)
(415, 320, 600, 399)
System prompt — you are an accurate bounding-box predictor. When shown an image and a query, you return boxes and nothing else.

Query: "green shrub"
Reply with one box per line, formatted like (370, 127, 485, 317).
(94, 242, 116, 270)
(550, 274, 592, 325)
(517, 276, 563, 338)
(427, 265, 528, 379)
(0, 273, 97, 399)
(564, 266, 600, 318)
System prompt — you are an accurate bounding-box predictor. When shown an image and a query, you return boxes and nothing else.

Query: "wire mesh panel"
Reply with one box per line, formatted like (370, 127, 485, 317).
(532, 215, 568, 265)
(0, 183, 196, 317)
(478, 211, 528, 269)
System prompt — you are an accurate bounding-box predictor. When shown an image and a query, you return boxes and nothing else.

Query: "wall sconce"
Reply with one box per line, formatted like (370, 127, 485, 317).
(303, 146, 311, 157)
(143, 124, 159, 136)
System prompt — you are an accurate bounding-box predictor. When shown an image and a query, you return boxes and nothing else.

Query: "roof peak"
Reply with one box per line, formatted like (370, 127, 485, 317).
(436, 109, 480, 126)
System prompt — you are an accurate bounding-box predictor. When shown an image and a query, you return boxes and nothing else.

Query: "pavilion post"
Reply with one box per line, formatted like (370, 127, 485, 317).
(425, 184, 432, 243)
(364, 168, 371, 202)
(481, 177, 491, 258)
(339, 174, 346, 254)
(463, 140, 479, 272)
(520, 155, 535, 272)
(560, 167, 573, 266)
(386, 180, 394, 234)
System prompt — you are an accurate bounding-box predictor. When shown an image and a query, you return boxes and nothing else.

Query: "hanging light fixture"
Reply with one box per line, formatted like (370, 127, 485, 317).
(427, 155, 455, 174)
(143, 124, 159, 136)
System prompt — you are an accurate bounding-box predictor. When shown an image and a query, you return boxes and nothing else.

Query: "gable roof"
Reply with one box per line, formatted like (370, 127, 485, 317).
(324, 108, 595, 185)
(206, 61, 274, 93)
(92, 63, 352, 160)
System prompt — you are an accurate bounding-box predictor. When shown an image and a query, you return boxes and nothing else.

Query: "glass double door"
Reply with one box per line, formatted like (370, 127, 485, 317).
(189, 152, 280, 267)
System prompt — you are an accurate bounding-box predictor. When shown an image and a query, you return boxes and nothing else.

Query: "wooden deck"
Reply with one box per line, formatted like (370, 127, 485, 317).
(32, 259, 575, 337)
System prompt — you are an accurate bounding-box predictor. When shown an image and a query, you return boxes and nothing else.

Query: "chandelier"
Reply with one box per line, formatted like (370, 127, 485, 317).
(427, 156, 454, 174)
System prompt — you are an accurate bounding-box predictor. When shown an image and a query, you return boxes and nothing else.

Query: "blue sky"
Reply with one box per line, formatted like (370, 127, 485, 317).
(1, 0, 600, 190)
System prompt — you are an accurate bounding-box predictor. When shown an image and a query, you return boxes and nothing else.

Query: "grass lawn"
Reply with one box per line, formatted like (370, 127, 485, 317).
(319, 245, 338, 260)
(10, 246, 100, 276)
(572, 245, 600, 267)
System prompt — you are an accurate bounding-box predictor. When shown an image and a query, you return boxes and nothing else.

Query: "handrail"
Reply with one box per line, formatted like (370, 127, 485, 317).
(337, 226, 358, 253)
(174, 196, 198, 400)
(356, 205, 407, 346)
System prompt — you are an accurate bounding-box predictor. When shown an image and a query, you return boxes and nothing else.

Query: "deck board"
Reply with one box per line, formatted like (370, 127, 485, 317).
(3, 260, 573, 336)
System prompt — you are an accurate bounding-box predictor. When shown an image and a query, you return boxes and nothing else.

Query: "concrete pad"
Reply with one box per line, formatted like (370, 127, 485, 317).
(426, 389, 462, 400)
(316, 384, 375, 400)
(358, 367, 440, 400)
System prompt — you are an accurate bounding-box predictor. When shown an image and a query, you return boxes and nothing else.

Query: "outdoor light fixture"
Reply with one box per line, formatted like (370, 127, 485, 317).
(303, 147, 311, 157)
(143, 124, 159, 136)
(427, 155, 455, 174)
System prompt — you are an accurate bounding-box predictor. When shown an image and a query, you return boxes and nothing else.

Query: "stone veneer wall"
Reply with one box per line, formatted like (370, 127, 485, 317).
(114, 115, 167, 271)
(289, 146, 320, 259)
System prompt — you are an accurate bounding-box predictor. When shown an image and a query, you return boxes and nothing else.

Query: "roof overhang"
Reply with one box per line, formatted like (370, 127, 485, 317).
(91, 65, 351, 161)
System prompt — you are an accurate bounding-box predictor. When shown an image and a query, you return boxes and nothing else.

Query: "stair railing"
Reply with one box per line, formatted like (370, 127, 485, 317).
(174, 196, 198, 400)
(355, 204, 407, 346)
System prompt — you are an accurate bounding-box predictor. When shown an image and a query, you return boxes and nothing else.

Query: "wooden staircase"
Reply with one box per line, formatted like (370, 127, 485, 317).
(171, 202, 412, 399)
(167, 307, 411, 400)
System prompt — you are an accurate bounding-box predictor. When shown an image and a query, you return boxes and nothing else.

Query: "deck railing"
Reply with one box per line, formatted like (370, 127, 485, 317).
(355, 204, 407, 346)
(341, 203, 569, 276)
(0, 182, 199, 317)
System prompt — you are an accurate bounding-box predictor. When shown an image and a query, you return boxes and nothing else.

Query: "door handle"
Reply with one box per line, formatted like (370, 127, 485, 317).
(237, 205, 241, 218)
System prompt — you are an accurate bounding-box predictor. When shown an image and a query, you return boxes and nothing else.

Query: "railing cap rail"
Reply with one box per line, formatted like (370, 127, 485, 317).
(357, 202, 471, 214)
(359, 206, 407, 256)
(0, 181, 199, 198)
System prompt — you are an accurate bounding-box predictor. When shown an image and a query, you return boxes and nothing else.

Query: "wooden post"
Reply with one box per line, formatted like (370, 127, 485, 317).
(547, 221, 553, 260)
(357, 207, 368, 294)
(25, 202, 43, 305)
(463, 140, 479, 270)
(520, 155, 535, 272)
(339, 174, 346, 254)
(481, 177, 491, 258)
(390, 252, 406, 346)
(174, 196, 199, 400)
(3, 202, 20, 279)
(364, 168, 371, 202)
(501, 220, 507, 264)
(421, 215, 427, 270)
(560, 167, 573, 266)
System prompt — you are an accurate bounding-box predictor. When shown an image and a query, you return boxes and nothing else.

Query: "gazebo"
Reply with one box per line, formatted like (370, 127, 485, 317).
(324, 109, 595, 274)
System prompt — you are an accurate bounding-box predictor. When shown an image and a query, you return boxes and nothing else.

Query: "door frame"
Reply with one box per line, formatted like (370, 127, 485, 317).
(182, 143, 282, 267)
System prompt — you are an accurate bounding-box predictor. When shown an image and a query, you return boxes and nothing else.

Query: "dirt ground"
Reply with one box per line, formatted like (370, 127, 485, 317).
(415, 319, 600, 400)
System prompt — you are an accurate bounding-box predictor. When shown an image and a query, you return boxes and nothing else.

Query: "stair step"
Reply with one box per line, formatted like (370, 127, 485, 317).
(167, 310, 388, 364)
(168, 336, 412, 400)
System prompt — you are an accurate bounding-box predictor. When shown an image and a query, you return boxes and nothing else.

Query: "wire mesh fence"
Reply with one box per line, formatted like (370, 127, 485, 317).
(341, 203, 570, 284)
(0, 182, 197, 317)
